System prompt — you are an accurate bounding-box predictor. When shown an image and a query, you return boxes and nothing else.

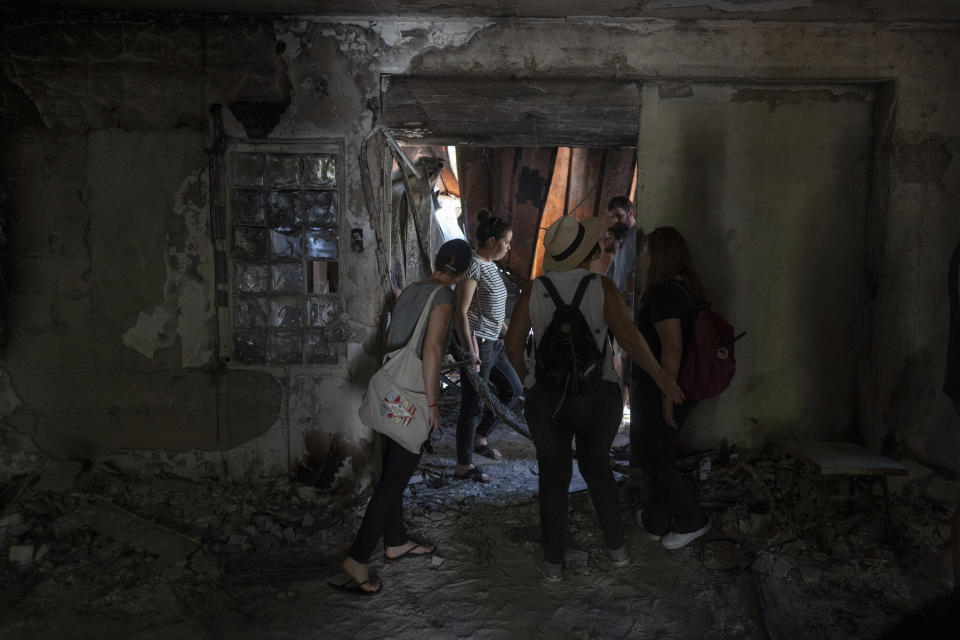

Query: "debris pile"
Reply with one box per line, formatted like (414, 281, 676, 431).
(0, 423, 956, 638)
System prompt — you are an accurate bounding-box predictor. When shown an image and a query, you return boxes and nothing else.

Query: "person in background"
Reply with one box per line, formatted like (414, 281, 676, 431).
(605, 196, 641, 423)
(329, 239, 472, 596)
(588, 227, 618, 275)
(505, 215, 684, 582)
(454, 209, 524, 482)
(632, 226, 712, 550)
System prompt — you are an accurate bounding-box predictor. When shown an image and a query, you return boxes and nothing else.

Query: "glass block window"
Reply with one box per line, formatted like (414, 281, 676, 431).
(227, 147, 342, 366)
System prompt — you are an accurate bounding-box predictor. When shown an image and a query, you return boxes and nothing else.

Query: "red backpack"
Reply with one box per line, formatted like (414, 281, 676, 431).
(676, 288, 745, 401)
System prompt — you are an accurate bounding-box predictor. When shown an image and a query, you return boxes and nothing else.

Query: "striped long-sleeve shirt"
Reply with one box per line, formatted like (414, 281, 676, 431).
(466, 255, 508, 341)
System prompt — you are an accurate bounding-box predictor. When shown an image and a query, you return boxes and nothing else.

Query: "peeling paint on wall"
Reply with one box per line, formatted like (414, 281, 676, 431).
(122, 168, 214, 366)
(123, 305, 176, 358)
(300, 18, 492, 75)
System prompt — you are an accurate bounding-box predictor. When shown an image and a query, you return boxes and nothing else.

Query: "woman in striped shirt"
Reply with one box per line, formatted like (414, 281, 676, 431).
(454, 210, 523, 482)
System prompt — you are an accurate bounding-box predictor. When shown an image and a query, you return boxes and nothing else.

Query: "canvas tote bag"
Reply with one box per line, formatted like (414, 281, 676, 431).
(358, 285, 443, 454)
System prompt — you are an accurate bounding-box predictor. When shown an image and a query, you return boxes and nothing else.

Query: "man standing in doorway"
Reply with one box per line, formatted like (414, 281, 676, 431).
(605, 196, 640, 426)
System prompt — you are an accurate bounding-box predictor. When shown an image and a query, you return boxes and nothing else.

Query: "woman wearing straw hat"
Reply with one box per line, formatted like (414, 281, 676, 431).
(505, 215, 684, 581)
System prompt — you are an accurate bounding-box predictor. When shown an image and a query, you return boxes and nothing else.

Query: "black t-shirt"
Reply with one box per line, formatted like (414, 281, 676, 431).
(633, 279, 696, 392)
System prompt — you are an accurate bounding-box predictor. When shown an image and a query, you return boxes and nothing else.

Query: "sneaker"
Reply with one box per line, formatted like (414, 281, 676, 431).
(605, 545, 629, 567)
(635, 509, 661, 541)
(539, 557, 563, 582)
(661, 519, 712, 550)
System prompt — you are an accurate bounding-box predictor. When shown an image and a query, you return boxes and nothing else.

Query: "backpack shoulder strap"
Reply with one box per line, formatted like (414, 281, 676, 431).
(571, 274, 596, 308)
(538, 276, 566, 308)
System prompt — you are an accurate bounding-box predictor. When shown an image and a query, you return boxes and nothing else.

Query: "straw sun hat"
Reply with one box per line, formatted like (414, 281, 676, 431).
(542, 215, 603, 272)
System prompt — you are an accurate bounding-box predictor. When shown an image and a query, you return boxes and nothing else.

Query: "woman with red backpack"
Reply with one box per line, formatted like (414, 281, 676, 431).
(632, 226, 713, 550)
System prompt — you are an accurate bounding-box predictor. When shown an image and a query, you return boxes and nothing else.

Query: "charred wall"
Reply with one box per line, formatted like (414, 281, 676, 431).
(0, 11, 958, 481)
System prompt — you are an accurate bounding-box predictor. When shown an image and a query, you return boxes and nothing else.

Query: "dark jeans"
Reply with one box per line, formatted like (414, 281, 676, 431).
(630, 383, 707, 536)
(526, 381, 625, 564)
(457, 338, 523, 466)
(348, 434, 421, 564)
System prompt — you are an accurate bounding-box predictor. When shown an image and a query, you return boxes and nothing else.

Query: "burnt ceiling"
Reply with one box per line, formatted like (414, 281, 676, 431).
(14, 0, 960, 22)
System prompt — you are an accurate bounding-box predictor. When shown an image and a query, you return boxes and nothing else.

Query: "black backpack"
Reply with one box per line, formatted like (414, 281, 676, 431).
(535, 275, 607, 413)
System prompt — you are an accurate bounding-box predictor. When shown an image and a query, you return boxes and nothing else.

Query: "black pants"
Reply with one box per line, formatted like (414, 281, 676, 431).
(348, 434, 421, 564)
(457, 338, 523, 466)
(526, 381, 625, 564)
(630, 383, 707, 536)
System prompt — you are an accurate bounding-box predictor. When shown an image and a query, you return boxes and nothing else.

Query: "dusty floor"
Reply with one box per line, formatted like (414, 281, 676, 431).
(1, 389, 957, 639)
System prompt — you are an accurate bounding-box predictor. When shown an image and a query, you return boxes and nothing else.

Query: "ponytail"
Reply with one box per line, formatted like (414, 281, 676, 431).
(475, 208, 512, 248)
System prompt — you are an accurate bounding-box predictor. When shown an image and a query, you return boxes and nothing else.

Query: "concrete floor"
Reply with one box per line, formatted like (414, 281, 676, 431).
(0, 395, 955, 639)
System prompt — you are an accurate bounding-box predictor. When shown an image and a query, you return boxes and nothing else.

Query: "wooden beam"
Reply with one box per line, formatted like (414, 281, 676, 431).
(383, 77, 640, 147)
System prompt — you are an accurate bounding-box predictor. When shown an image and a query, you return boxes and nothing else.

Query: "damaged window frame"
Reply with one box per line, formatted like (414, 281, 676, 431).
(218, 139, 345, 368)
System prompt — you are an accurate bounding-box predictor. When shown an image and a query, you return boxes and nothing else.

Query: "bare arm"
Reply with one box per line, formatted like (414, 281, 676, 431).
(654, 317, 684, 427)
(422, 302, 453, 433)
(454, 278, 481, 370)
(505, 286, 532, 381)
(602, 277, 684, 404)
(655, 318, 683, 382)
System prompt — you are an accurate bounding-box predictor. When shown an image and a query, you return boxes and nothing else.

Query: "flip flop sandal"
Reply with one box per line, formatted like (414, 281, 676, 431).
(453, 466, 493, 483)
(474, 444, 502, 460)
(327, 574, 382, 596)
(385, 542, 436, 563)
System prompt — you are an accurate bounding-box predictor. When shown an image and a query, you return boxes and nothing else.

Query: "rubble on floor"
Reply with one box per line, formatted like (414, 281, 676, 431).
(0, 397, 957, 638)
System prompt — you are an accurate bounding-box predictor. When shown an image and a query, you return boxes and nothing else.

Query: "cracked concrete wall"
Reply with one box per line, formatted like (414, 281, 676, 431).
(306, 16, 960, 470)
(0, 15, 317, 482)
(1, 12, 958, 482)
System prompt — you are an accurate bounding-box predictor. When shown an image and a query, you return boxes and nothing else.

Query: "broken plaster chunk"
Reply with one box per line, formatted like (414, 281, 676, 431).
(9, 544, 34, 567)
(34, 543, 50, 564)
(800, 566, 822, 583)
(283, 527, 296, 542)
(0, 513, 30, 538)
(295, 486, 319, 500)
(253, 515, 273, 532)
(302, 514, 314, 527)
(33, 461, 84, 493)
(430, 555, 445, 567)
(227, 534, 248, 546)
(752, 552, 795, 579)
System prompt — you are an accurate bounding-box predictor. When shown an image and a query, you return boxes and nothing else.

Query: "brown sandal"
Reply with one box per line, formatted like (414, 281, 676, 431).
(474, 444, 502, 460)
(454, 466, 493, 483)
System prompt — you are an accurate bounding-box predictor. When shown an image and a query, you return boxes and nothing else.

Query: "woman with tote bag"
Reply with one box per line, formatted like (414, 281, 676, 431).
(329, 239, 472, 596)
